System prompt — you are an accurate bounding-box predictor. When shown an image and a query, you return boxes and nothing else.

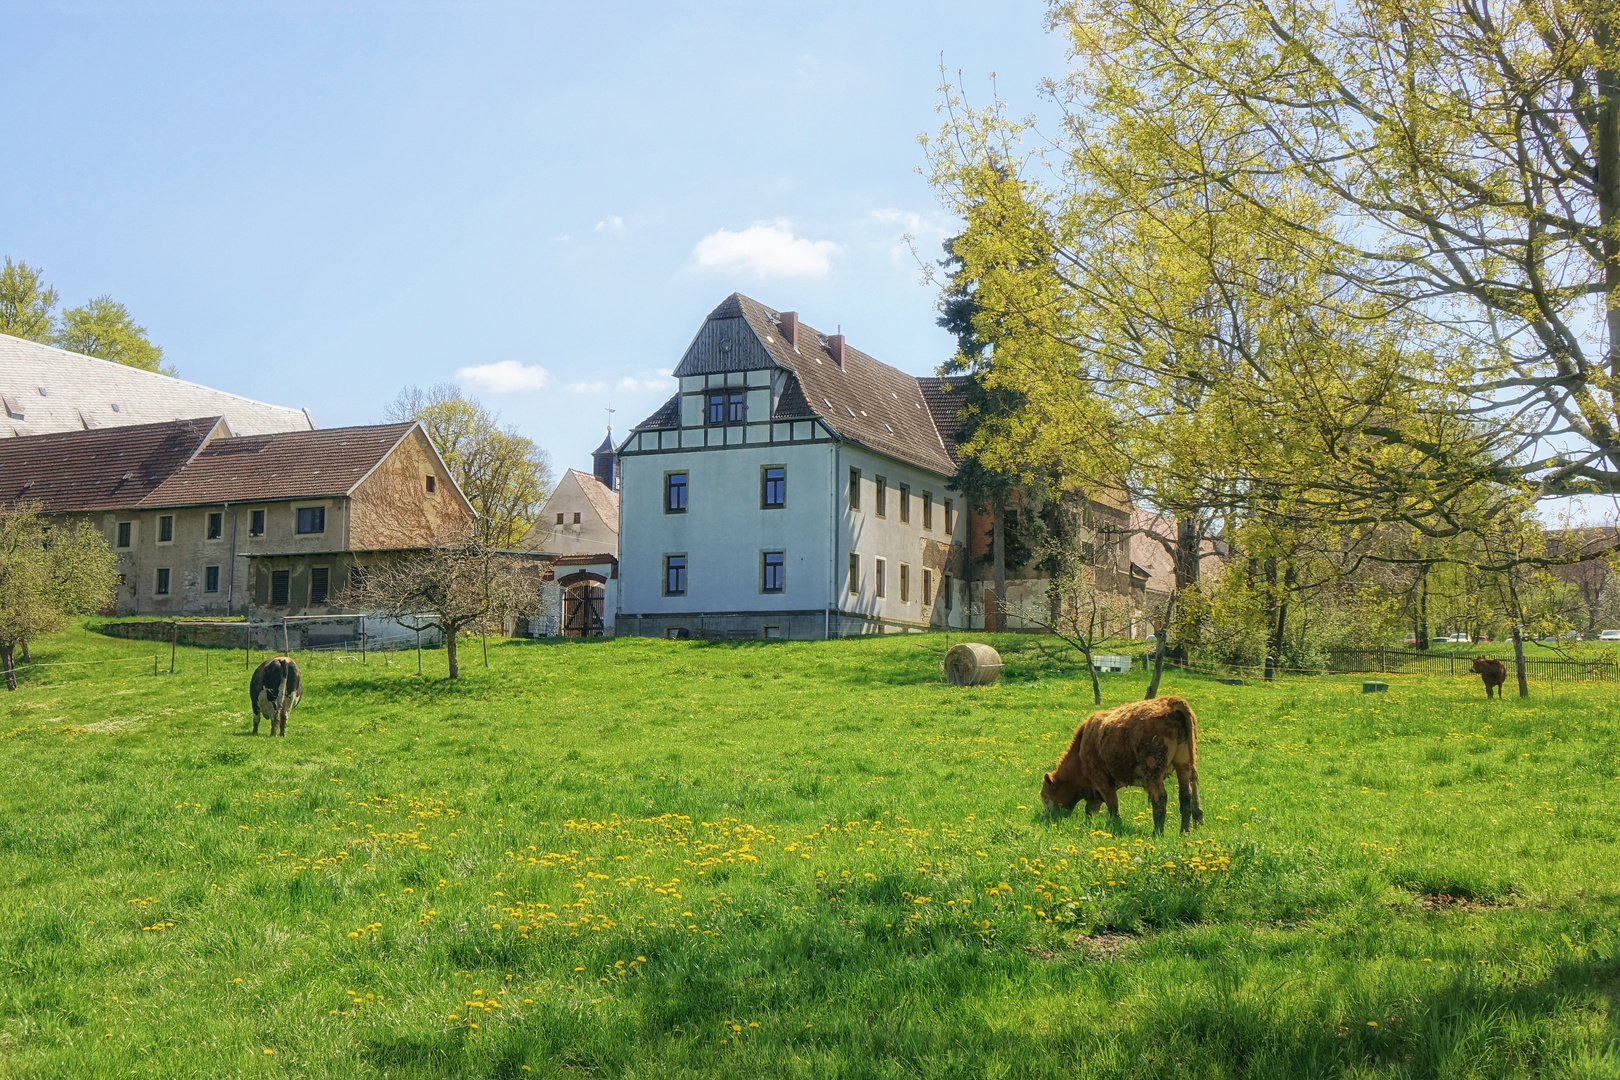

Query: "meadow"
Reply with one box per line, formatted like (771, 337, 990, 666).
(0, 623, 1616, 1079)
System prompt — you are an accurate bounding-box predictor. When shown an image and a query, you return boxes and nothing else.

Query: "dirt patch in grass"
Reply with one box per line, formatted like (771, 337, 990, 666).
(1416, 893, 1511, 912)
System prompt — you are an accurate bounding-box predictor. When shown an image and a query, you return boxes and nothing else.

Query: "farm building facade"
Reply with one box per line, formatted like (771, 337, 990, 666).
(0, 417, 475, 644)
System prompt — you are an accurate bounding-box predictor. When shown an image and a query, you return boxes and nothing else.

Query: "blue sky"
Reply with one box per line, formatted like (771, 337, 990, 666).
(2, 1, 1065, 475)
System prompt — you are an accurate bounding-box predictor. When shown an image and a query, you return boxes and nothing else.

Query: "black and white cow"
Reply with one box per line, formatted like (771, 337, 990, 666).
(250, 656, 303, 736)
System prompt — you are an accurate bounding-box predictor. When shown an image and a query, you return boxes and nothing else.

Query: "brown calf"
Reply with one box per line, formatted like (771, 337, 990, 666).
(1470, 657, 1507, 699)
(1040, 696, 1203, 835)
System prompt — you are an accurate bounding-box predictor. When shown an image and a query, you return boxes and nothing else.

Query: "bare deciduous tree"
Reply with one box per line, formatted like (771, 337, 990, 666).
(347, 528, 547, 680)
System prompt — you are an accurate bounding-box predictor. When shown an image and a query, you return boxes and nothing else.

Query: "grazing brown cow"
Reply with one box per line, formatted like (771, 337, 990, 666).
(1040, 696, 1203, 835)
(1470, 657, 1508, 699)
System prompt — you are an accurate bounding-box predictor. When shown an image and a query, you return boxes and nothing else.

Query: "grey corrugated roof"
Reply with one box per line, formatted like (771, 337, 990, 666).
(634, 293, 959, 476)
(0, 333, 313, 437)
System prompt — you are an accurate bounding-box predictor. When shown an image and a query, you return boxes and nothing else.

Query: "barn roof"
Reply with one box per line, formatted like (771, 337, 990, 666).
(0, 332, 313, 437)
(0, 418, 442, 514)
(0, 416, 227, 513)
(141, 422, 419, 506)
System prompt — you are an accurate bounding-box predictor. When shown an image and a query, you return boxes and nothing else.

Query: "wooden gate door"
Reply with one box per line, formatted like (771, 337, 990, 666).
(563, 581, 605, 637)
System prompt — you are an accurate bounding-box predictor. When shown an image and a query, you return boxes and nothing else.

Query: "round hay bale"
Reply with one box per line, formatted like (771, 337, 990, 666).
(944, 642, 1002, 687)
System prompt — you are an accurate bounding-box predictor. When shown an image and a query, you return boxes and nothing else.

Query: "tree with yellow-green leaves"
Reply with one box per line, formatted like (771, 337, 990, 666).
(386, 384, 554, 550)
(0, 256, 173, 375)
(0, 503, 120, 691)
(926, 0, 1618, 683)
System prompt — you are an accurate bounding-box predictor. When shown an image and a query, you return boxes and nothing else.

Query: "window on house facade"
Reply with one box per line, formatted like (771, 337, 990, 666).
(761, 551, 785, 592)
(206, 512, 223, 540)
(426, 475, 437, 493)
(250, 509, 265, 536)
(270, 569, 290, 607)
(665, 472, 688, 513)
(899, 484, 910, 523)
(900, 563, 910, 603)
(155, 568, 171, 595)
(573, 512, 581, 524)
(205, 566, 220, 593)
(297, 507, 325, 534)
(707, 390, 746, 425)
(848, 552, 860, 594)
(762, 466, 785, 508)
(922, 568, 933, 606)
(875, 477, 887, 517)
(557, 512, 565, 524)
(922, 492, 933, 530)
(875, 558, 887, 598)
(116, 522, 131, 548)
(664, 554, 687, 596)
(944, 573, 954, 610)
(310, 566, 330, 605)
(158, 515, 174, 543)
(848, 468, 861, 510)
(944, 499, 955, 533)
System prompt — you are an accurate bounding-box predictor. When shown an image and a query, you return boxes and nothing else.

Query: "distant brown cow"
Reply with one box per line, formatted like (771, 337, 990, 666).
(1470, 657, 1508, 699)
(1040, 696, 1203, 835)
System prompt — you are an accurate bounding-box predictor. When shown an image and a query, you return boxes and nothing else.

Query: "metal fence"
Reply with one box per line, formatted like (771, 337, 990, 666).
(1322, 647, 1620, 682)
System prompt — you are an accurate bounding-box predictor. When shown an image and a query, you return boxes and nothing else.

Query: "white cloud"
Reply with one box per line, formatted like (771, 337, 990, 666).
(692, 220, 839, 278)
(595, 215, 625, 232)
(567, 380, 608, 394)
(456, 360, 552, 393)
(866, 208, 952, 260)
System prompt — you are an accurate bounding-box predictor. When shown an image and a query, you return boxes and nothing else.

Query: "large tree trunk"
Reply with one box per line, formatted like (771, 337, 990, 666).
(2, 644, 15, 692)
(446, 632, 460, 680)
(1510, 624, 1529, 699)
(1268, 563, 1295, 664)
(1416, 566, 1430, 651)
(19, 640, 30, 664)
(1145, 591, 1175, 701)
(992, 499, 1007, 631)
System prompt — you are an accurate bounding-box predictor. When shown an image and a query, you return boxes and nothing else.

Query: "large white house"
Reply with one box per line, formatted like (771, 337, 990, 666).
(616, 293, 970, 639)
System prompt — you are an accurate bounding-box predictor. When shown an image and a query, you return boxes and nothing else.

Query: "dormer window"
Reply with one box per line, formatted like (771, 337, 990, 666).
(707, 390, 745, 425)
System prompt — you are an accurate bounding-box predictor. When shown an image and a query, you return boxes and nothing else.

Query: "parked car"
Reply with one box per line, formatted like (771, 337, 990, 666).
(1600, 629, 1620, 642)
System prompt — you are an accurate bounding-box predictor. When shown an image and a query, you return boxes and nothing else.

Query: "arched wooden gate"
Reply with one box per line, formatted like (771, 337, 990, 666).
(560, 571, 606, 637)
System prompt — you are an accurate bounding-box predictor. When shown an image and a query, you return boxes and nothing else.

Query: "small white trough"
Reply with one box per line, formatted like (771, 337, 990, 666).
(1091, 654, 1132, 674)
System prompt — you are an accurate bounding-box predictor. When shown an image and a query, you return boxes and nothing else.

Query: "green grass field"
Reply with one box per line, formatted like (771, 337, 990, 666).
(1, 623, 1616, 1079)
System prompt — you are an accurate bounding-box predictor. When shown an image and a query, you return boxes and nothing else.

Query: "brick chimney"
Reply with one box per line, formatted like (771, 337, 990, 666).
(828, 333, 846, 367)
(779, 311, 798, 349)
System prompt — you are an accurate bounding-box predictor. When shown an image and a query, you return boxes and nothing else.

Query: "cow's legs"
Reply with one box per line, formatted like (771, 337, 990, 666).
(1144, 776, 1169, 835)
(1100, 786, 1121, 821)
(1175, 762, 1195, 833)
(1083, 798, 1103, 822)
(252, 707, 261, 735)
(1189, 764, 1204, 827)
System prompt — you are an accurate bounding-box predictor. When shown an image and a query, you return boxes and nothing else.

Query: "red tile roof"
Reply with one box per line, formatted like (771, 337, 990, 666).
(0, 417, 225, 513)
(1, 418, 428, 514)
(143, 422, 417, 506)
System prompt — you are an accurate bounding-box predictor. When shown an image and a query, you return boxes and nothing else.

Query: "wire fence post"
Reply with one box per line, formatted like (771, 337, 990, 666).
(170, 622, 178, 674)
